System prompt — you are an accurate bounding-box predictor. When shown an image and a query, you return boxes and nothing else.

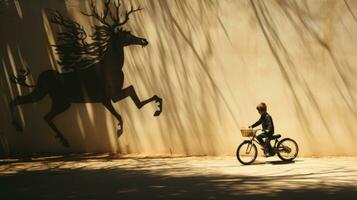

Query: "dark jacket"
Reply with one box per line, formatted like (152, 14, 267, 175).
(251, 113, 274, 134)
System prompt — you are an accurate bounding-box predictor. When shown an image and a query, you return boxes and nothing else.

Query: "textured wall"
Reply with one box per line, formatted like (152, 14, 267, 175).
(1, 0, 357, 156)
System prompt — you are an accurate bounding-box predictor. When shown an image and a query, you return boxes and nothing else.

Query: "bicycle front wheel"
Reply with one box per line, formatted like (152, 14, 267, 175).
(277, 138, 299, 161)
(236, 141, 257, 165)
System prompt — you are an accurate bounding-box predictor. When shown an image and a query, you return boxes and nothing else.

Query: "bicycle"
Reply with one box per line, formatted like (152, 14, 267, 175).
(236, 128, 299, 165)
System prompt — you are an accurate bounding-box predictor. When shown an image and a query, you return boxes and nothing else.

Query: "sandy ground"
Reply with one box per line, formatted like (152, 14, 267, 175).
(0, 155, 357, 199)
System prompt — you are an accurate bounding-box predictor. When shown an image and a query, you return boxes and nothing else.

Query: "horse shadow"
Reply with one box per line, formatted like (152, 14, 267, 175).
(3, 0, 163, 149)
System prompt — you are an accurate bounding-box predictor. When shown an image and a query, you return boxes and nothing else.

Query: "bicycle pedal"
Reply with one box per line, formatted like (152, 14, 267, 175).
(264, 153, 274, 157)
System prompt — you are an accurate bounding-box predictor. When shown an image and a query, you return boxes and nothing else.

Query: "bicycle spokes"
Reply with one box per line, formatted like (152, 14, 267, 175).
(245, 143, 253, 154)
(282, 145, 291, 153)
(277, 138, 298, 161)
(237, 141, 258, 165)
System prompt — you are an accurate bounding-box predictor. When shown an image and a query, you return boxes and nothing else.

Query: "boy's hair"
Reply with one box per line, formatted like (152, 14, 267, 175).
(256, 102, 267, 112)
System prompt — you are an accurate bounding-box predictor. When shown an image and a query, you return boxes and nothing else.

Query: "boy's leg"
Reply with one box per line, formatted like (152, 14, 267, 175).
(256, 133, 266, 145)
(265, 134, 274, 155)
(257, 132, 273, 156)
(265, 138, 272, 151)
(257, 132, 269, 145)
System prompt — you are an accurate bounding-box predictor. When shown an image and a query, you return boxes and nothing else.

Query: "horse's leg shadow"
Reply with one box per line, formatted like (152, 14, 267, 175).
(44, 102, 71, 147)
(114, 85, 163, 116)
(102, 100, 123, 137)
(9, 87, 47, 132)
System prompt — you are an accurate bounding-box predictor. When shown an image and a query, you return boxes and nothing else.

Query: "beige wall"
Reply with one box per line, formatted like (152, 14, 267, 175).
(1, 0, 357, 156)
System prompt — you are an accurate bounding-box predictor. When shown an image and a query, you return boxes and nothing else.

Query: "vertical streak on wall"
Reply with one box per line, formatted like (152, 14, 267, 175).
(13, 0, 23, 20)
(41, 9, 61, 72)
(6, 45, 26, 128)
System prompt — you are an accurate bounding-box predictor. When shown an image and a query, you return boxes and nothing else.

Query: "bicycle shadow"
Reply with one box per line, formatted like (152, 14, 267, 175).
(246, 159, 302, 166)
(268, 160, 297, 165)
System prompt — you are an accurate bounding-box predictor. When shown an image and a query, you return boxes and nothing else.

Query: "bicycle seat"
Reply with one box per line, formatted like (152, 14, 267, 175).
(270, 134, 281, 139)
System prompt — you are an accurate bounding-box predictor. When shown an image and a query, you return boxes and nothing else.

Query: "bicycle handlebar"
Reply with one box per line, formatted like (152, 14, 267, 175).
(250, 128, 262, 132)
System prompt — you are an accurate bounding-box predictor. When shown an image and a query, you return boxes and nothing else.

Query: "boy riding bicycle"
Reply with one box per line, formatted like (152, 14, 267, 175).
(249, 102, 275, 156)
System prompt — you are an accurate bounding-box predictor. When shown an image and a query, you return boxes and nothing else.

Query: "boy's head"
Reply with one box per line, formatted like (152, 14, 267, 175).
(256, 102, 267, 115)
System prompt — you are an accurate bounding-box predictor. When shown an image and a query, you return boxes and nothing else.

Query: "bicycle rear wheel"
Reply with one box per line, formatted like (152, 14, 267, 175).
(277, 138, 299, 161)
(236, 141, 257, 165)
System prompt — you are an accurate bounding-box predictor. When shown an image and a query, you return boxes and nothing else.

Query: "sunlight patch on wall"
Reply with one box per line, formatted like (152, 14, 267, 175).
(41, 9, 60, 72)
(5, 45, 25, 128)
(84, 104, 96, 125)
(13, 0, 23, 20)
(104, 111, 119, 152)
(76, 112, 86, 140)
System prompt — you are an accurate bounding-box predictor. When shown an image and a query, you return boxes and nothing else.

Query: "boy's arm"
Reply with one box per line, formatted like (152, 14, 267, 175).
(249, 115, 263, 128)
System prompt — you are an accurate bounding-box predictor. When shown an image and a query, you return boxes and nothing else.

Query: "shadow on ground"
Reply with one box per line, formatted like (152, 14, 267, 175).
(0, 155, 357, 200)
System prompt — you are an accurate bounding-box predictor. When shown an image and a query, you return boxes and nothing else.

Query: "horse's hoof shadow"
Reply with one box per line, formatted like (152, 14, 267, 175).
(12, 120, 23, 132)
(55, 135, 70, 148)
(117, 128, 123, 138)
(154, 96, 163, 116)
(154, 110, 161, 117)
(62, 140, 70, 148)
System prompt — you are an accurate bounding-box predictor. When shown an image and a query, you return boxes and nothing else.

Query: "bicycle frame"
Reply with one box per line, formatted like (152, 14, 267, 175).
(245, 129, 282, 153)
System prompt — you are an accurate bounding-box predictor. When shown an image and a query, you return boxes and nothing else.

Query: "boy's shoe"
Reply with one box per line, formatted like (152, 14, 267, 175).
(264, 152, 270, 157)
(269, 151, 276, 157)
(264, 149, 275, 157)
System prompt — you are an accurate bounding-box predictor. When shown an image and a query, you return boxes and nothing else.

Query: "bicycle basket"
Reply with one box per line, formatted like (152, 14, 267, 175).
(240, 129, 256, 137)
